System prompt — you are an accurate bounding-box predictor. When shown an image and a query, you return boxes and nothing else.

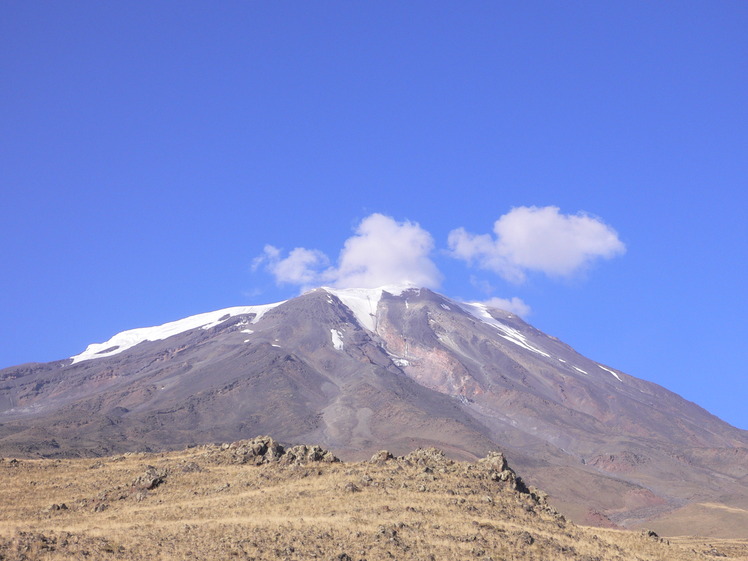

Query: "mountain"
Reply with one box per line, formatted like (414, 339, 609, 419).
(1, 285, 747, 536)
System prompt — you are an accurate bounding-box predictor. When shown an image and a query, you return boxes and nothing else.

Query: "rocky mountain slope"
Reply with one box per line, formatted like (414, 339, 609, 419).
(1, 286, 747, 536)
(4, 437, 747, 561)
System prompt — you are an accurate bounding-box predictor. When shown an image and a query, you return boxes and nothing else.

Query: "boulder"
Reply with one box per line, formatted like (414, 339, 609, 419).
(132, 465, 167, 490)
(369, 450, 394, 464)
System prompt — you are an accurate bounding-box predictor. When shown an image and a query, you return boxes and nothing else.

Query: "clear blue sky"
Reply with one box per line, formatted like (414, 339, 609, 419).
(2, 2, 747, 429)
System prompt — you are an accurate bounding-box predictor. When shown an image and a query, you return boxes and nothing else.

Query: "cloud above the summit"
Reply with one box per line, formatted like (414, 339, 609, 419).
(448, 206, 626, 283)
(255, 207, 625, 299)
(480, 296, 532, 317)
(332, 213, 442, 288)
(254, 213, 441, 290)
(254, 246, 330, 286)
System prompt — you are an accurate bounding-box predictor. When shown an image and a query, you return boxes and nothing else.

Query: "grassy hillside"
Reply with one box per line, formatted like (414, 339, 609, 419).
(1, 437, 746, 561)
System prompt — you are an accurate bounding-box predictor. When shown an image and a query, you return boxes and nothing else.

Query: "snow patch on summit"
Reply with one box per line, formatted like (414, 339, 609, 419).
(322, 285, 414, 332)
(70, 302, 284, 364)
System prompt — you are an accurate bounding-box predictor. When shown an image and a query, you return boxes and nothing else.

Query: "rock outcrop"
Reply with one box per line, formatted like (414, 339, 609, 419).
(201, 436, 339, 466)
(131, 465, 167, 491)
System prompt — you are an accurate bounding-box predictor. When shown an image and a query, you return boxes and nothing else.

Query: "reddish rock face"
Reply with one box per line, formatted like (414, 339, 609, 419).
(1, 286, 747, 534)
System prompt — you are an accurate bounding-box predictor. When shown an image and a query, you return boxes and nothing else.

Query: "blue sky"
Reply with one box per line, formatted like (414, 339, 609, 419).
(2, 2, 747, 429)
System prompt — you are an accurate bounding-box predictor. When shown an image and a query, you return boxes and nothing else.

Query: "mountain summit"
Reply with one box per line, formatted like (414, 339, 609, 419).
(1, 286, 747, 536)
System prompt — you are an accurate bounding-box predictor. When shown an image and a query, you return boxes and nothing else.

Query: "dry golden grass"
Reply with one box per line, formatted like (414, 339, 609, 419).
(1, 441, 747, 561)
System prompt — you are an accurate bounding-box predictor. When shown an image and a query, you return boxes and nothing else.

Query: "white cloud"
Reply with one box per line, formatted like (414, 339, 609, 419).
(255, 214, 441, 290)
(251, 245, 279, 274)
(448, 206, 625, 282)
(480, 296, 531, 318)
(332, 213, 441, 289)
(259, 245, 330, 286)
